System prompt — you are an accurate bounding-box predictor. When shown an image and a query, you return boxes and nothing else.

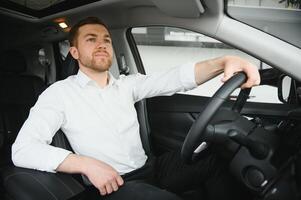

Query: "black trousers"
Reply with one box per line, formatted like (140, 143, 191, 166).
(85, 150, 248, 200)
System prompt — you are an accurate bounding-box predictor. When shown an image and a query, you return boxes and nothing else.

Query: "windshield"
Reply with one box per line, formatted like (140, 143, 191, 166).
(226, 0, 301, 48)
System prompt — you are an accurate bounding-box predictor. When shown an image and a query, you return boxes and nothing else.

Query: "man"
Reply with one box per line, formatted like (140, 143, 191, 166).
(12, 17, 260, 199)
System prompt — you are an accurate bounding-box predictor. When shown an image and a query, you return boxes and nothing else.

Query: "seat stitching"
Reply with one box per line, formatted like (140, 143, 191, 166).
(4, 172, 59, 200)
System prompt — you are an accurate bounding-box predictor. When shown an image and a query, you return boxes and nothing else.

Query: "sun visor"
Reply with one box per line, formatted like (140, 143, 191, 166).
(151, 0, 205, 18)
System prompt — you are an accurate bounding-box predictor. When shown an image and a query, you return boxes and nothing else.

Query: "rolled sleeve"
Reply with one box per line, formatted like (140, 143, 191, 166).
(12, 140, 72, 173)
(179, 62, 198, 90)
(46, 148, 72, 173)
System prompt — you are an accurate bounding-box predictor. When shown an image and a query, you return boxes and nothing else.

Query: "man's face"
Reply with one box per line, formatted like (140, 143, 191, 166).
(70, 24, 113, 73)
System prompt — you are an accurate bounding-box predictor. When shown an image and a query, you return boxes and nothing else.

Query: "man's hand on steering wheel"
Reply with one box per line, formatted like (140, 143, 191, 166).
(221, 55, 261, 88)
(193, 55, 260, 89)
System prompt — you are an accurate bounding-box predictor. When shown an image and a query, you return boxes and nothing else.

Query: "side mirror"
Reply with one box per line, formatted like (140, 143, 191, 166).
(278, 75, 292, 103)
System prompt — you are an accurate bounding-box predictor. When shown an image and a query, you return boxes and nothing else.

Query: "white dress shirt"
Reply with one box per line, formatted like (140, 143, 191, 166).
(12, 63, 197, 174)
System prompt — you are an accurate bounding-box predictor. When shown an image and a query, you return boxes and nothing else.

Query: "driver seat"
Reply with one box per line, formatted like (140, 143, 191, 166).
(1, 52, 153, 200)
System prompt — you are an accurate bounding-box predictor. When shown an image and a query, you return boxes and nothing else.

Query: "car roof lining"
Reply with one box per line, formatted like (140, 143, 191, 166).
(0, 0, 206, 20)
(1, 0, 206, 19)
(0, 0, 211, 50)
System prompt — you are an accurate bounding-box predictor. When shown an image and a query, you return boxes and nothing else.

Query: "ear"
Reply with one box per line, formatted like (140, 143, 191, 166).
(69, 46, 79, 59)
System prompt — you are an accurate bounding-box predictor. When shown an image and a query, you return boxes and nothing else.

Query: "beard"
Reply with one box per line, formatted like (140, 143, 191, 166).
(78, 54, 112, 72)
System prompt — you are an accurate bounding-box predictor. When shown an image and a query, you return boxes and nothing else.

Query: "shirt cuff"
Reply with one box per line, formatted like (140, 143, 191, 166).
(46, 148, 72, 173)
(179, 62, 198, 90)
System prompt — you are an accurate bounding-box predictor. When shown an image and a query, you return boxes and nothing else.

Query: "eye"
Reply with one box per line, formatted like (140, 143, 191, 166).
(87, 38, 96, 42)
(104, 38, 112, 43)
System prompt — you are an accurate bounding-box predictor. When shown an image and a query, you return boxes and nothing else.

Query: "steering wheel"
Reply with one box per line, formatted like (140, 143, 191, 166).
(181, 72, 251, 163)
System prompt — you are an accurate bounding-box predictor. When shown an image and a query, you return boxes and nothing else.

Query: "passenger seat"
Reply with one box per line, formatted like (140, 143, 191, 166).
(0, 50, 45, 167)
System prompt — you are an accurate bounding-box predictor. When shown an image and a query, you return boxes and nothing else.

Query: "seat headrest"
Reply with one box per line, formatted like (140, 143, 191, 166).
(60, 52, 79, 80)
(0, 50, 27, 73)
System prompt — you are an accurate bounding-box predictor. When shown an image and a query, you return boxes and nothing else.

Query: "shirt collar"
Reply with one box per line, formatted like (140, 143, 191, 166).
(76, 69, 116, 88)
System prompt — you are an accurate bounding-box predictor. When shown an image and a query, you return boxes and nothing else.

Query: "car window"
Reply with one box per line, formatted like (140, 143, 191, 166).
(227, 0, 301, 48)
(131, 26, 283, 104)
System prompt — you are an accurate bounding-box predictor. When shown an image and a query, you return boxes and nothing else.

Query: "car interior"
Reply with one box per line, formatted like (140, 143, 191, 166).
(0, 0, 301, 199)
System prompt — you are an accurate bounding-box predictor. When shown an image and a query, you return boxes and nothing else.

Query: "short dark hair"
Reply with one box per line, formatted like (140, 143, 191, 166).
(68, 17, 109, 47)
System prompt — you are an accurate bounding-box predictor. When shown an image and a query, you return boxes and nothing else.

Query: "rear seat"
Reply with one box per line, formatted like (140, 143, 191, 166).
(0, 50, 45, 166)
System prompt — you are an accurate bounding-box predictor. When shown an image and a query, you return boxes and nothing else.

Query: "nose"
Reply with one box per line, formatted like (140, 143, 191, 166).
(96, 41, 106, 49)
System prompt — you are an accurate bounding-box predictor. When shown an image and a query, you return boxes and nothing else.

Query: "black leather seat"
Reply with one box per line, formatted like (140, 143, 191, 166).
(0, 51, 84, 200)
(0, 50, 45, 167)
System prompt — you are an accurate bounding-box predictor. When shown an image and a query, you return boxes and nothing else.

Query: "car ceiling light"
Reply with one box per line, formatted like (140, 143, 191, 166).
(58, 22, 68, 29)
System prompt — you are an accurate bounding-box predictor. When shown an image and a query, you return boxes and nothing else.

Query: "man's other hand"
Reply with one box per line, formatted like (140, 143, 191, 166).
(82, 157, 124, 196)
(56, 154, 124, 196)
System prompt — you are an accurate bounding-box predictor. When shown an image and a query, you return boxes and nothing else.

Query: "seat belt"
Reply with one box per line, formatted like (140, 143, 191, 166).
(135, 100, 152, 157)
